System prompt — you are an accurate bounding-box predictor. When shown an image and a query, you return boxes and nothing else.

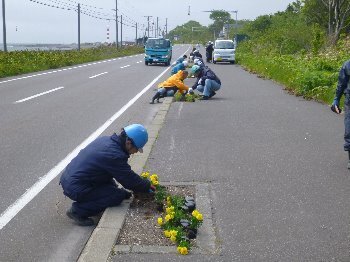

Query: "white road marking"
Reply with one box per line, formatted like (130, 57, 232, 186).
(0, 56, 132, 85)
(120, 65, 130, 69)
(0, 46, 191, 230)
(14, 86, 65, 104)
(89, 72, 108, 79)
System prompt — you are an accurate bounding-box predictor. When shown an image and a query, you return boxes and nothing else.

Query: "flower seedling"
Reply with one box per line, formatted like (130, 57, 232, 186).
(142, 171, 204, 255)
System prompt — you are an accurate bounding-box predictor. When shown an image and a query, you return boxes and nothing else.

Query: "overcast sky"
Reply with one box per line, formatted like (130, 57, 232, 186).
(1, 0, 294, 44)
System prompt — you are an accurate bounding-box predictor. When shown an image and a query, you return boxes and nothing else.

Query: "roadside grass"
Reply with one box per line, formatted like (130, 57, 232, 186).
(236, 39, 350, 107)
(0, 46, 144, 78)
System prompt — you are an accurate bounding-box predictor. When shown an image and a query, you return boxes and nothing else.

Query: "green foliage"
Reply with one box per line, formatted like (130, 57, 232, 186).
(174, 91, 183, 102)
(311, 25, 326, 55)
(0, 46, 143, 78)
(237, 39, 349, 104)
(154, 185, 167, 205)
(168, 20, 212, 44)
(235, 1, 349, 105)
(208, 10, 235, 37)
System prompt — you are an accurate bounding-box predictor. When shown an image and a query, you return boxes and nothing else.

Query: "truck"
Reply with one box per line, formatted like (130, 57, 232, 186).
(144, 38, 172, 66)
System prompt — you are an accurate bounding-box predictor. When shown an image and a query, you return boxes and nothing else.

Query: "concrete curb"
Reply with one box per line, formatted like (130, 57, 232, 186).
(77, 97, 172, 262)
(112, 182, 218, 256)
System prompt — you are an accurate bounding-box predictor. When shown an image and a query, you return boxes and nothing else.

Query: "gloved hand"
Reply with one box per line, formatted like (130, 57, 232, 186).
(198, 79, 202, 85)
(331, 99, 342, 114)
(188, 88, 194, 94)
(149, 184, 156, 193)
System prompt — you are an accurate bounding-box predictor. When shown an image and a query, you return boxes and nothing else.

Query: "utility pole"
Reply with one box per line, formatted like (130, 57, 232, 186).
(144, 16, 152, 38)
(78, 3, 80, 51)
(2, 0, 7, 52)
(156, 17, 159, 37)
(228, 10, 238, 42)
(115, 0, 118, 48)
(165, 18, 168, 37)
(135, 22, 137, 45)
(120, 15, 122, 47)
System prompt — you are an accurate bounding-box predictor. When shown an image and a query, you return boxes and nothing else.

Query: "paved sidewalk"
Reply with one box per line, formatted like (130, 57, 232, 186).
(109, 63, 350, 261)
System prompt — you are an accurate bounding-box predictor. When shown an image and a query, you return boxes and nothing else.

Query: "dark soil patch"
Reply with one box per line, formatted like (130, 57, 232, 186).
(116, 185, 195, 246)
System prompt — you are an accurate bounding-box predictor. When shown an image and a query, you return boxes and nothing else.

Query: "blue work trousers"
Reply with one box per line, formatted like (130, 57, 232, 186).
(63, 183, 127, 217)
(344, 95, 350, 151)
(196, 79, 221, 97)
(158, 87, 177, 97)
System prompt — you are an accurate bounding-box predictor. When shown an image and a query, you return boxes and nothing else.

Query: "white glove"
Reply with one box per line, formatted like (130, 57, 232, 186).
(198, 79, 202, 85)
(188, 88, 194, 94)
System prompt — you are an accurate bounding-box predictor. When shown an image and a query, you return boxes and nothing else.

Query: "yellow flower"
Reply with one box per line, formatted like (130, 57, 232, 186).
(192, 210, 199, 217)
(166, 206, 174, 214)
(170, 230, 178, 237)
(196, 213, 203, 221)
(165, 214, 172, 222)
(157, 217, 163, 226)
(177, 246, 188, 255)
(170, 235, 177, 242)
(141, 172, 149, 178)
(151, 180, 159, 186)
(150, 174, 158, 181)
(164, 230, 171, 238)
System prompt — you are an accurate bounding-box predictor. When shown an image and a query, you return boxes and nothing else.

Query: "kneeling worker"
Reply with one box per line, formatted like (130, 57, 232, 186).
(150, 70, 191, 104)
(60, 124, 155, 226)
(191, 65, 221, 100)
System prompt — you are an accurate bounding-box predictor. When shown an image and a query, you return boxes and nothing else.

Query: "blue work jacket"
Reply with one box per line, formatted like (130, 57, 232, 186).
(60, 134, 151, 196)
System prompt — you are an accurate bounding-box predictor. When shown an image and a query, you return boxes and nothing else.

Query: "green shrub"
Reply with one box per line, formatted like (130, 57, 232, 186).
(0, 46, 143, 78)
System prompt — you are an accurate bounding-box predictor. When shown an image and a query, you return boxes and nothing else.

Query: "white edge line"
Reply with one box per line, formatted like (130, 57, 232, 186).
(0, 45, 191, 230)
(14, 87, 65, 104)
(89, 72, 108, 79)
(0, 53, 142, 85)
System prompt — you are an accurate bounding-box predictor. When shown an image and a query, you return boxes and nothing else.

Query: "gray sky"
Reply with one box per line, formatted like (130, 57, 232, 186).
(1, 0, 294, 44)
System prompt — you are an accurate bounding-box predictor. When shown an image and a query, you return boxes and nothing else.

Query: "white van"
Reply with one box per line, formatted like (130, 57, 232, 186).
(213, 39, 235, 64)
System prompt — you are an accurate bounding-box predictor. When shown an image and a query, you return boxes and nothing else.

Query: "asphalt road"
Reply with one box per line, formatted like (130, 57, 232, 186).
(0, 45, 190, 261)
(115, 59, 350, 261)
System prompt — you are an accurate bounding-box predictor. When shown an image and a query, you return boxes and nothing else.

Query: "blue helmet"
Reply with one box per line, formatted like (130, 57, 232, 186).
(191, 65, 201, 74)
(124, 124, 148, 152)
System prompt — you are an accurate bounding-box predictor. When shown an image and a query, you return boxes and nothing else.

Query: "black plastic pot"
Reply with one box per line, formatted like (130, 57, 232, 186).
(187, 228, 197, 239)
(180, 219, 190, 228)
(181, 205, 189, 212)
(156, 203, 164, 212)
(185, 196, 195, 202)
(184, 201, 196, 212)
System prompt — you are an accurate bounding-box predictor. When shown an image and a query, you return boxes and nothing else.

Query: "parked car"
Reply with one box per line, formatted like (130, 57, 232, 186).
(212, 39, 235, 64)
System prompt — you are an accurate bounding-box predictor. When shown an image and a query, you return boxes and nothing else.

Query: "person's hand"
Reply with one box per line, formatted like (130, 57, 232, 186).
(331, 104, 342, 114)
(124, 190, 132, 199)
(331, 99, 342, 114)
(188, 88, 194, 94)
(149, 184, 156, 192)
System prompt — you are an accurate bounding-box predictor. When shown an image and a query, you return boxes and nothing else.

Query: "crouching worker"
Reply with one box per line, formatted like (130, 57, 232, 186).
(175, 54, 188, 65)
(150, 70, 190, 104)
(60, 124, 155, 226)
(171, 60, 188, 75)
(191, 65, 221, 100)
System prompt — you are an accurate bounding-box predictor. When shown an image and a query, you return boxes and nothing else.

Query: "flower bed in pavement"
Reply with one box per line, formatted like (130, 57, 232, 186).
(116, 172, 203, 255)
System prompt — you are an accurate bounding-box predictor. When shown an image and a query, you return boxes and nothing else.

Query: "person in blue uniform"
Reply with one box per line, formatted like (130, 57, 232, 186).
(332, 60, 350, 168)
(60, 124, 154, 226)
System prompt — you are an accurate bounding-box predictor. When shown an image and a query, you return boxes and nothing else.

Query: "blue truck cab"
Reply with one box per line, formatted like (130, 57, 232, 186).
(144, 38, 172, 66)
